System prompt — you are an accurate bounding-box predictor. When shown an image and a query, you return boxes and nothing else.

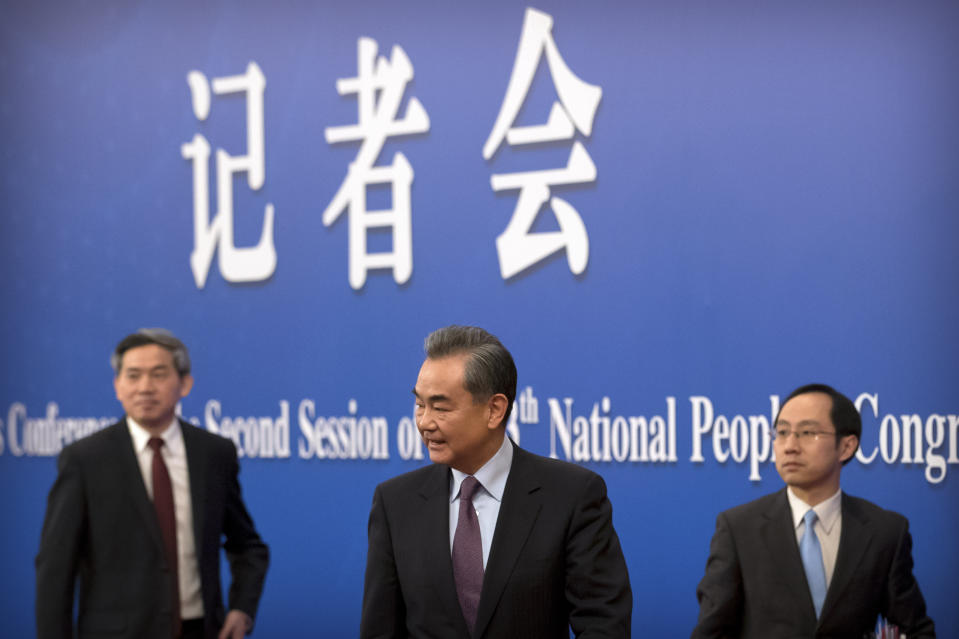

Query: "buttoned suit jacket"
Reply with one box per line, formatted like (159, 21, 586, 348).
(36, 419, 269, 639)
(360, 441, 632, 638)
(691, 489, 935, 639)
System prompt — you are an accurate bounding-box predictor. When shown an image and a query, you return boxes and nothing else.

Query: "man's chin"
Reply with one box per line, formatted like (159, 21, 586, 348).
(130, 412, 174, 431)
(776, 465, 802, 482)
(427, 446, 450, 465)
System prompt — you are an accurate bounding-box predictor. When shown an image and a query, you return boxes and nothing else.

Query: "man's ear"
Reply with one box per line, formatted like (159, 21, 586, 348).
(179, 374, 194, 399)
(487, 394, 508, 430)
(838, 434, 858, 463)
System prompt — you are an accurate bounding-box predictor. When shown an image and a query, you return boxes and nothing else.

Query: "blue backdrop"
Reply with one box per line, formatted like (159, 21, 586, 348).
(2, 1, 957, 636)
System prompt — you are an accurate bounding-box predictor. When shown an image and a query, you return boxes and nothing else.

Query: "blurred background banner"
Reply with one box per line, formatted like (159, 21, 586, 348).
(2, 1, 957, 636)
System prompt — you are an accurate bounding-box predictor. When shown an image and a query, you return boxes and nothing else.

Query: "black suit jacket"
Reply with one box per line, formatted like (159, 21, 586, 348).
(35, 419, 269, 639)
(691, 489, 935, 639)
(360, 441, 632, 638)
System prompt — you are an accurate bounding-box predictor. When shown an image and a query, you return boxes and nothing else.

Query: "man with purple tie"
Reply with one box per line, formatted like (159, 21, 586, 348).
(360, 325, 632, 638)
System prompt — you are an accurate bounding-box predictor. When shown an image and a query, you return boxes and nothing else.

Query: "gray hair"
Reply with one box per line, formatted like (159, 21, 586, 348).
(424, 325, 517, 426)
(111, 328, 191, 377)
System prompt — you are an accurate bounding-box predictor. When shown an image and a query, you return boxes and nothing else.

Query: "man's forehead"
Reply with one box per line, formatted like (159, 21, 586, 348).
(415, 354, 468, 391)
(776, 415, 824, 425)
(778, 392, 833, 422)
(120, 344, 176, 368)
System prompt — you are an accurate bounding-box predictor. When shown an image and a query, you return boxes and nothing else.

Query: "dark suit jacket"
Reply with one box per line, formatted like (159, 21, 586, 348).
(35, 419, 269, 639)
(360, 441, 632, 638)
(691, 489, 935, 639)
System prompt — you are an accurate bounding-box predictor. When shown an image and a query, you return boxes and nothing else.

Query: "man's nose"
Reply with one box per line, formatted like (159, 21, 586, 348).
(782, 433, 801, 452)
(417, 407, 435, 429)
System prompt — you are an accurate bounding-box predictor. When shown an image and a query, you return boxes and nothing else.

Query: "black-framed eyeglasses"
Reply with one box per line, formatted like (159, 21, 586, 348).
(770, 428, 838, 442)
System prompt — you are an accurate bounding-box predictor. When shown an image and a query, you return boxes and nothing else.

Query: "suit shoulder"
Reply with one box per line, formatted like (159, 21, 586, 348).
(375, 463, 445, 497)
(509, 446, 613, 502)
(181, 421, 238, 454)
(59, 420, 126, 460)
(719, 490, 785, 521)
(515, 446, 602, 482)
(842, 493, 910, 527)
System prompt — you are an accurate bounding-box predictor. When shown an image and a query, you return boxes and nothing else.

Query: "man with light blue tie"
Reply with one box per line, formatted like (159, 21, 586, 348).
(691, 384, 936, 638)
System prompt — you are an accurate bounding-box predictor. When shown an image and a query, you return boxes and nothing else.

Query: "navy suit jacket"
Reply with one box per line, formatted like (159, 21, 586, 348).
(36, 419, 269, 639)
(692, 489, 935, 639)
(360, 441, 632, 638)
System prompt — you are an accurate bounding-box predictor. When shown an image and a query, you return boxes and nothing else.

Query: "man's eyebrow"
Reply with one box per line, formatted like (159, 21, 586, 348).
(123, 364, 173, 373)
(411, 389, 451, 403)
(775, 418, 822, 427)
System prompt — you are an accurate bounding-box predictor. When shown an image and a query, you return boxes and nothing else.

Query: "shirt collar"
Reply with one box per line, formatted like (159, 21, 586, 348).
(126, 416, 183, 455)
(786, 486, 842, 534)
(450, 434, 514, 503)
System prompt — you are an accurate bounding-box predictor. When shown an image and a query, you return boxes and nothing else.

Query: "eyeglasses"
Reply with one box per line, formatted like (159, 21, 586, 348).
(770, 428, 838, 442)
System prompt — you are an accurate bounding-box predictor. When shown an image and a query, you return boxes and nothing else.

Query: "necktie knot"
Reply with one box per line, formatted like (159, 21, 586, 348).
(148, 437, 164, 453)
(804, 508, 818, 529)
(460, 476, 481, 503)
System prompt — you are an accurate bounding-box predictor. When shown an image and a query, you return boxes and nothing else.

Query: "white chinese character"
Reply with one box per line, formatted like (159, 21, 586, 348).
(324, 37, 430, 290)
(483, 8, 602, 280)
(182, 61, 276, 289)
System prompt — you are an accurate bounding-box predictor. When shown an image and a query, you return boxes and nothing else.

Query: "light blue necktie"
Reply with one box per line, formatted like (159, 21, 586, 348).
(800, 509, 827, 618)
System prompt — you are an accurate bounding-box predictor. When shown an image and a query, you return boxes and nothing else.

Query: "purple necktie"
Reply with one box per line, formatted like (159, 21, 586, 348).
(148, 437, 181, 638)
(452, 476, 484, 633)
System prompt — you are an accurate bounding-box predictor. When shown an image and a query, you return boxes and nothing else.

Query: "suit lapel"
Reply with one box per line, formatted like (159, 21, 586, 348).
(820, 493, 872, 621)
(112, 420, 165, 553)
(181, 421, 208, 559)
(417, 464, 468, 635)
(760, 489, 818, 619)
(473, 445, 542, 639)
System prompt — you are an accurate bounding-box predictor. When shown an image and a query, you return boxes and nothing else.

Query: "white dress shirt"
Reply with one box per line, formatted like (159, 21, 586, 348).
(449, 435, 514, 569)
(786, 486, 843, 587)
(127, 418, 204, 619)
